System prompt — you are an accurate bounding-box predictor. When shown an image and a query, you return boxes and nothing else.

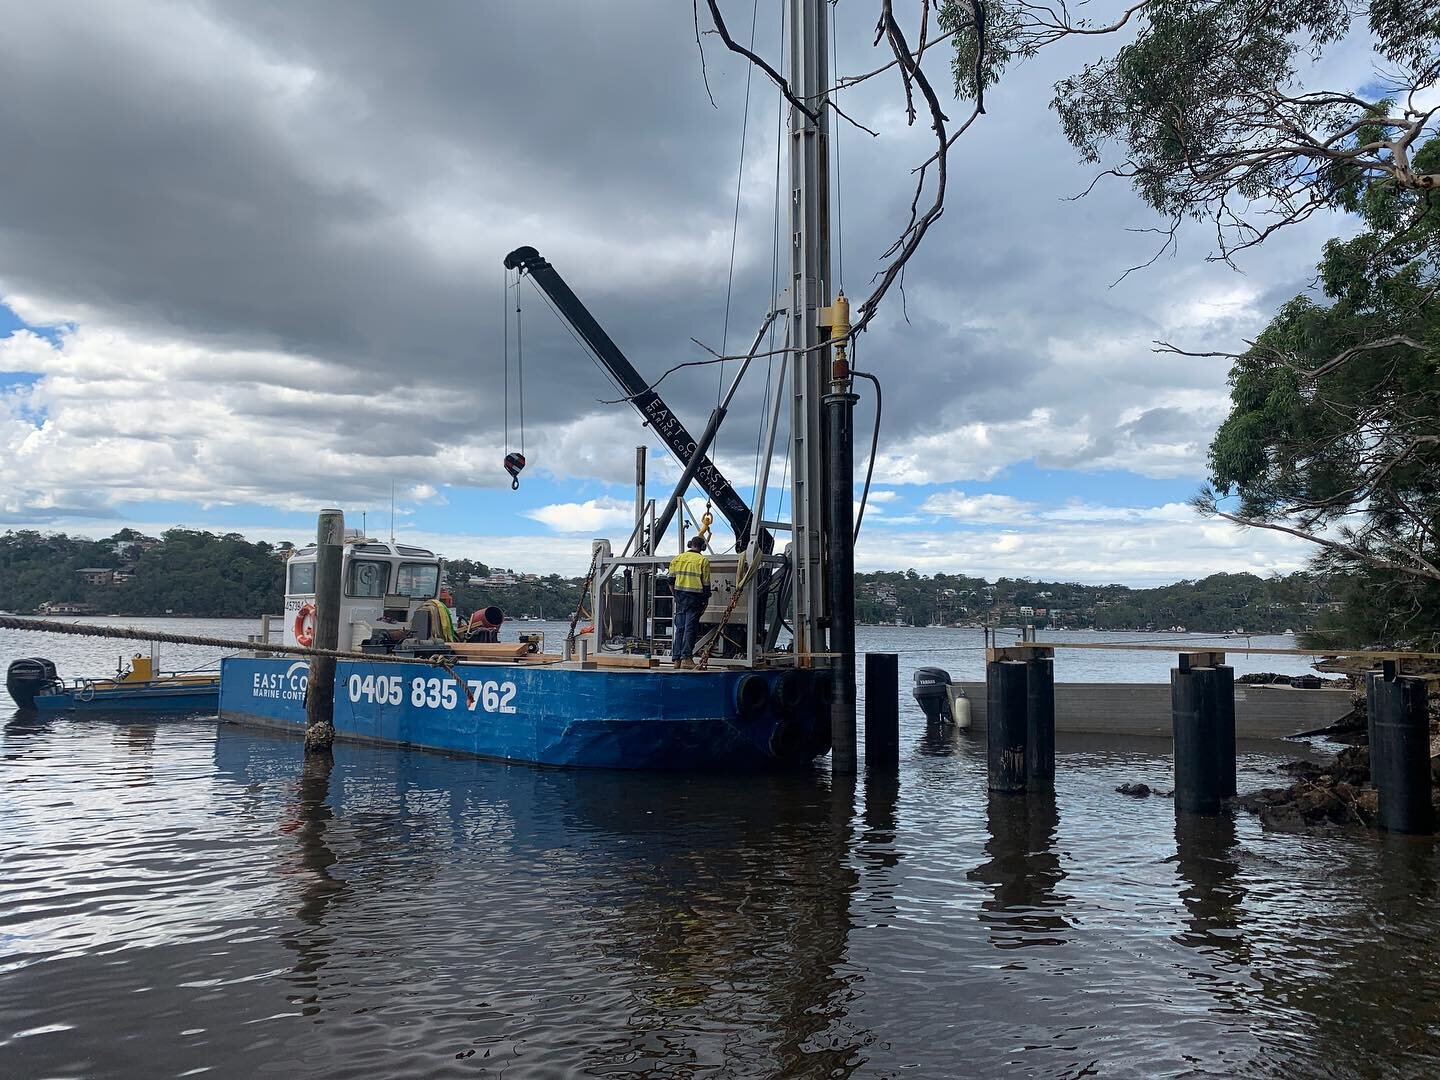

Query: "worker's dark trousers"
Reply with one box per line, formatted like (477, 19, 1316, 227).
(671, 589, 707, 661)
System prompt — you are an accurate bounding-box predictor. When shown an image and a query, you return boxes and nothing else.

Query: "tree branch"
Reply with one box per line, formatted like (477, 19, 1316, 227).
(1199, 502, 1440, 583)
(705, 0, 818, 123)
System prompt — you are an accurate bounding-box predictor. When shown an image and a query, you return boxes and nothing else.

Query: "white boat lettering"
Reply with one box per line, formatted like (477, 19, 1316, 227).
(465, 679, 518, 714)
(346, 673, 404, 706)
(412, 676, 458, 711)
(253, 663, 308, 702)
(346, 673, 516, 714)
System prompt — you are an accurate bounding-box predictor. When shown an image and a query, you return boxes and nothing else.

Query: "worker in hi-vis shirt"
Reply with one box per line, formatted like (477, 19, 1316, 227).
(666, 536, 711, 668)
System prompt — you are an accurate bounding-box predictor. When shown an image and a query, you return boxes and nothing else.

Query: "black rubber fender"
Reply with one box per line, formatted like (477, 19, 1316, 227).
(804, 714, 832, 757)
(773, 669, 809, 713)
(769, 716, 806, 760)
(813, 670, 835, 706)
(735, 673, 769, 717)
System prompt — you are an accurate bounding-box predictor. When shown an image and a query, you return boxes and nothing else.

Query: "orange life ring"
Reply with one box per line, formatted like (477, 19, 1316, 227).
(579, 624, 594, 635)
(294, 602, 316, 647)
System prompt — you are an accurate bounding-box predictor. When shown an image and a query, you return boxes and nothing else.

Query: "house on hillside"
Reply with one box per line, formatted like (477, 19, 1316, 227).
(76, 567, 116, 586)
(39, 600, 97, 614)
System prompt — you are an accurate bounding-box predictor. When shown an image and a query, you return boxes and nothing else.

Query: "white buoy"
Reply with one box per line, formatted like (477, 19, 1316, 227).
(947, 685, 972, 729)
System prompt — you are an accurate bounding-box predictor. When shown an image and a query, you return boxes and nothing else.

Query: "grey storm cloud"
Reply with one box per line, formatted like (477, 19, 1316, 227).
(0, 0, 1351, 504)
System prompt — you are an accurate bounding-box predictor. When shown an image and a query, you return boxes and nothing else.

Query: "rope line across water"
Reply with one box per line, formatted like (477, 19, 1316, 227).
(0, 616, 455, 666)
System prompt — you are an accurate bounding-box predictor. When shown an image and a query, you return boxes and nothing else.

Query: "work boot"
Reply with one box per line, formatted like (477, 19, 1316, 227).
(677, 658, 693, 670)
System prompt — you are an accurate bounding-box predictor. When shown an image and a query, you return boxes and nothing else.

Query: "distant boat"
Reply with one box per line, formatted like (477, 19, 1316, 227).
(7, 653, 218, 713)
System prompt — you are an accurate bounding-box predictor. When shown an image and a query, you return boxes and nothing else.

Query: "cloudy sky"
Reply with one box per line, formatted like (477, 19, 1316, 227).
(0, 1, 1377, 584)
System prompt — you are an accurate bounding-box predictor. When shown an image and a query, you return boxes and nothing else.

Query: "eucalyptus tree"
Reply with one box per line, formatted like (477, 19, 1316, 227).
(697, 1, 1438, 332)
(697, 1, 1438, 641)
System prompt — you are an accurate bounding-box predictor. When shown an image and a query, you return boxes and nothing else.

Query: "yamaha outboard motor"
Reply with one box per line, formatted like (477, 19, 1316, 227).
(6, 657, 59, 711)
(912, 666, 953, 724)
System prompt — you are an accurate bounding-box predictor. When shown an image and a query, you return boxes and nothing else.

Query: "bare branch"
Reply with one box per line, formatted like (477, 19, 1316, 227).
(1295, 335, 1428, 380)
(705, 0, 819, 123)
(1202, 505, 1440, 583)
(691, 0, 717, 109)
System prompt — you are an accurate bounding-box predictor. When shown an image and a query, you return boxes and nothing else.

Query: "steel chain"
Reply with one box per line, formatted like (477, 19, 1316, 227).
(567, 547, 603, 649)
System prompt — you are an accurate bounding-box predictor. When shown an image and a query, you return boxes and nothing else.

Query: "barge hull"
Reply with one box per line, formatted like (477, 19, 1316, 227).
(220, 657, 828, 770)
(33, 683, 219, 713)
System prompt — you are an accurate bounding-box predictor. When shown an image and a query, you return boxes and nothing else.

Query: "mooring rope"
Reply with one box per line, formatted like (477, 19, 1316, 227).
(0, 616, 453, 666)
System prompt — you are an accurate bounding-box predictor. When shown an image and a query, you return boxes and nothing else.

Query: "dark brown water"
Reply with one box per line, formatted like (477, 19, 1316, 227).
(3, 622, 1438, 1077)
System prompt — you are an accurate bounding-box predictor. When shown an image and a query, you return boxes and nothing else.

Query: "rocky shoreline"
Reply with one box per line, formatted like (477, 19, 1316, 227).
(1238, 682, 1440, 830)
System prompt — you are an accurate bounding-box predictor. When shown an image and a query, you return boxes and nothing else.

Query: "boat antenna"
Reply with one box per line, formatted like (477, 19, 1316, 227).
(390, 480, 395, 543)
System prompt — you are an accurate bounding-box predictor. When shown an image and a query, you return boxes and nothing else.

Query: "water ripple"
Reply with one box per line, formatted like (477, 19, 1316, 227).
(2, 631, 1439, 1076)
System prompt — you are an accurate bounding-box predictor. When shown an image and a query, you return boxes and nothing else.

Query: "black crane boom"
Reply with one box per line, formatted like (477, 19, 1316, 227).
(503, 245, 754, 551)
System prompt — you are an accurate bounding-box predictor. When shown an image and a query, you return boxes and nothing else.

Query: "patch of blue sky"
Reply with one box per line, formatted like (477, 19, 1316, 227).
(0, 301, 66, 348)
(59, 456, 1202, 548)
(418, 482, 583, 537)
(978, 461, 1199, 508)
(86, 499, 297, 538)
(863, 462, 1199, 517)
(1, 371, 42, 393)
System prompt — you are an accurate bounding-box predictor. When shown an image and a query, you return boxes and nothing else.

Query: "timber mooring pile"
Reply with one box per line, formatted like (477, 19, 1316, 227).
(1238, 686, 1440, 829)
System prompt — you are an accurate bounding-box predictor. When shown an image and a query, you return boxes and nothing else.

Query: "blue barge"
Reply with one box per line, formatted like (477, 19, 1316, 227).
(220, 656, 829, 770)
(221, 9, 856, 772)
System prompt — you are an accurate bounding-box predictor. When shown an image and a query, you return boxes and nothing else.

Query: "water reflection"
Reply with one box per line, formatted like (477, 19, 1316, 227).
(278, 752, 343, 1018)
(3, 715, 52, 755)
(970, 793, 1069, 950)
(114, 722, 158, 785)
(1277, 835, 1440, 1076)
(861, 772, 900, 872)
(915, 719, 974, 757)
(213, 730, 870, 1076)
(1172, 810, 1246, 962)
(10, 715, 1440, 1077)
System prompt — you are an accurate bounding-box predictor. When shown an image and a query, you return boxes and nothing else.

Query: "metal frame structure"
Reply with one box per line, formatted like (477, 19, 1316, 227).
(786, 0, 831, 662)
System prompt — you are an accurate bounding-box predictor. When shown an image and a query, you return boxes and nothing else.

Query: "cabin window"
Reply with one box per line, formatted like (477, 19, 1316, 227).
(288, 562, 315, 594)
(396, 562, 439, 598)
(346, 560, 391, 598)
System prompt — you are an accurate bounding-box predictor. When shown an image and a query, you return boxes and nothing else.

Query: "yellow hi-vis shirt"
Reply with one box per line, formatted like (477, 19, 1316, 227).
(667, 551, 711, 593)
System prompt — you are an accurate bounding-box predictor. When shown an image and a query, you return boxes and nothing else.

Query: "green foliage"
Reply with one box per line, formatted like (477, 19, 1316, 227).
(1206, 135, 1440, 647)
(939, 1, 1027, 105)
(1053, 1, 1352, 209)
(0, 528, 285, 616)
(0, 530, 587, 622)
(853, 568, 1332, 632)
(937, 2, 1439, 259)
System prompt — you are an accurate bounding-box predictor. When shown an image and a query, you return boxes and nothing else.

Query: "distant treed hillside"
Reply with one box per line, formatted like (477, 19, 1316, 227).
(2, 527, 1340, 633)
(443, 558, 585, 624)
(0, 528, 286, 617)
(855, 570, 1342, 635)
(0, 529, 586, 620)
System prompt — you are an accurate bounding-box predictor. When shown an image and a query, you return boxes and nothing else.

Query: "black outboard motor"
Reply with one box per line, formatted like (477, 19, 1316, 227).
(6, 657, 59, 711)
(912, 666, 953, 724)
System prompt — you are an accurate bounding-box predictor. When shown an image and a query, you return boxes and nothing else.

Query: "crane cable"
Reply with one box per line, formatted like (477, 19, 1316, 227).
(502, 268, 528, 490)
(697, 0, 761, 552)
(828, 2, 881, 545)
(750, 0, 786, 527)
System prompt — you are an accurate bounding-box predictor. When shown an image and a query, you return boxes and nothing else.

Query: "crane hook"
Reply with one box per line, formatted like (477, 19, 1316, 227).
(504, 452, 526, 491)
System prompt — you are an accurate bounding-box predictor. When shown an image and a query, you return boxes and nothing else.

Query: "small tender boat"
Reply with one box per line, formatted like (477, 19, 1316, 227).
(6, 653, 219, 713)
